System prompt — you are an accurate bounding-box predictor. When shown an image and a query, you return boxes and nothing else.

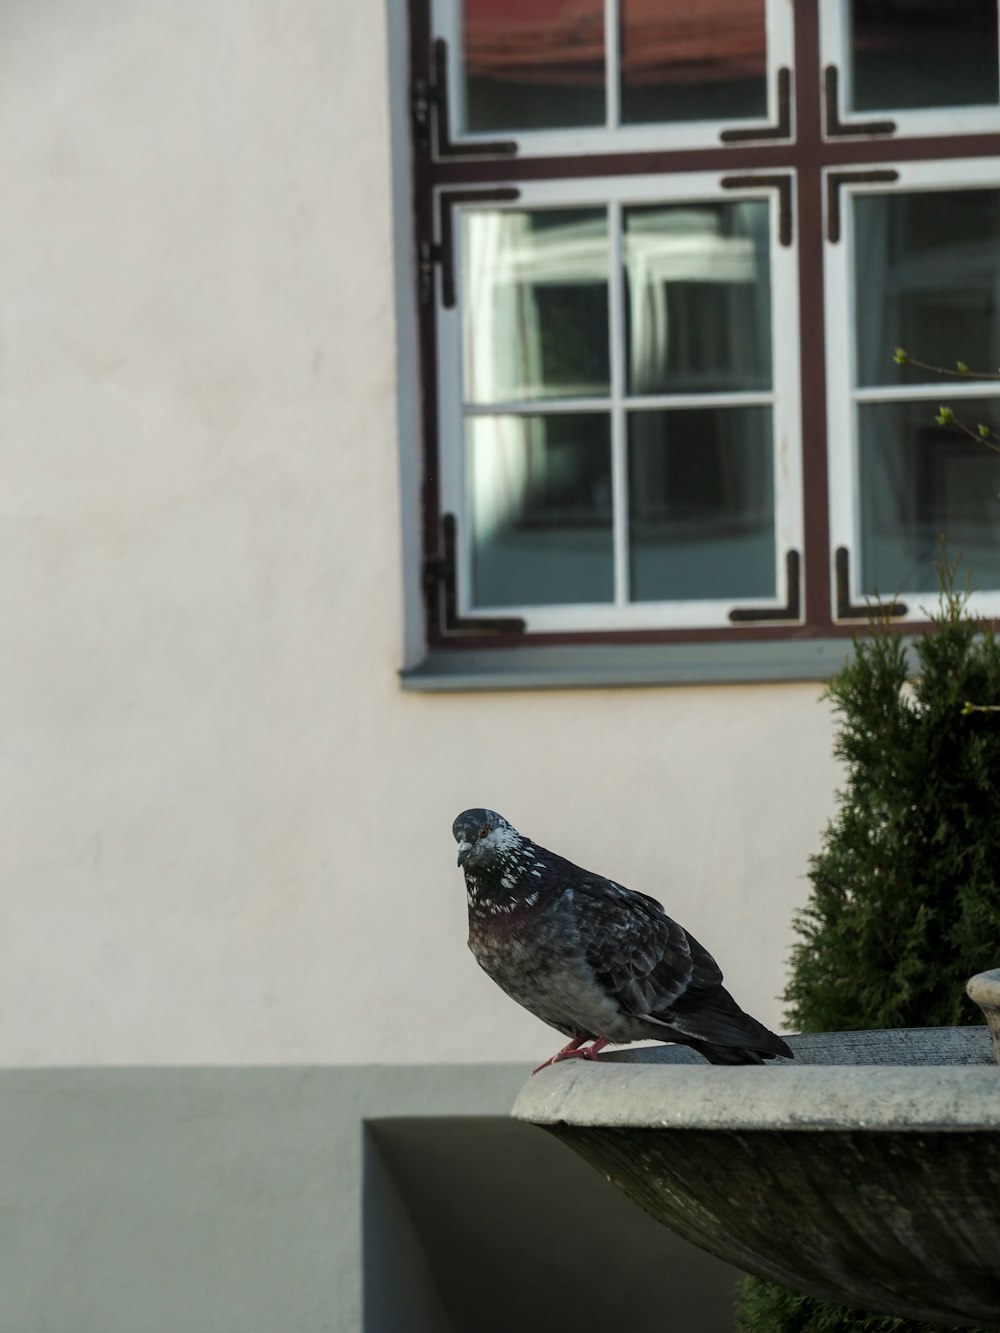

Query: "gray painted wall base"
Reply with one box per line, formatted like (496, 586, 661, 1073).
(0, 1066, 738, 1333)
(366, 1116, 737, 1332)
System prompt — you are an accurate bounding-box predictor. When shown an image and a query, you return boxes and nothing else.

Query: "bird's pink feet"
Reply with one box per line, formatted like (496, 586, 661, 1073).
(531, 1035, 609, 1075)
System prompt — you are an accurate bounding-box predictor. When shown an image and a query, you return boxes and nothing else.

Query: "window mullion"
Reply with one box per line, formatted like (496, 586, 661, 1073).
(608, 199, 629, 607)
(604, 0, 621, 132)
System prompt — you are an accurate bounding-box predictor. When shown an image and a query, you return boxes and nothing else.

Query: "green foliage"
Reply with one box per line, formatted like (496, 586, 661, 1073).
(786, 578, 1000, 1034)
(739, 571, 1000, 1332)
(736, 1278, 975, 1333)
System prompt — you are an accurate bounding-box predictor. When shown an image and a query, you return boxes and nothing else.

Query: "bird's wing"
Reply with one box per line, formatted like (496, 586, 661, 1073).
(575, 877, 724, 1018)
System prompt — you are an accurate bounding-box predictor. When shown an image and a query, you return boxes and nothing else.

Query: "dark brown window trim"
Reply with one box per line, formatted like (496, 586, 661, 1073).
(422, 132, 1000, 189)
(424, 514, 527, 636)
(822, 64, 897, 139)
(834, 547, 907, 621)
(409, 0, 1000, 656)
(721, 172, 794, 245)
(825, 169, 898, 244)
(420, 39, 519, 160)
(412, 619, 870, 656)
(720, 67, 793, 144)
(432, 187, 520, 309)
(729, 551, 802, 623)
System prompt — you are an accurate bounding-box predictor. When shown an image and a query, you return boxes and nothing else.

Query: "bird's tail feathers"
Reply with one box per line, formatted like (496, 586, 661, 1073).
(684, 1039, 767, 1065)
(668, 986, 792, 1061)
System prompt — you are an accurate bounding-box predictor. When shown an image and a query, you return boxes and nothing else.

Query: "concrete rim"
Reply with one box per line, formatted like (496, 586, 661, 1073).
(513, 1062, 1000, 1131)
(515, 1026, 1000, 1133)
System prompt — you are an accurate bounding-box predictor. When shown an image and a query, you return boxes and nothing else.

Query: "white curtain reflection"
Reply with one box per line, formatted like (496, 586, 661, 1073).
(625, 201, 771, 393)
(624, 201, 772, 568)
(462, 209, 609, 404)
(466, 414, 531, 544)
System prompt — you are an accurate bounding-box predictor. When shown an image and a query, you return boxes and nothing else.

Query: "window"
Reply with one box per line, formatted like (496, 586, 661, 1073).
(440, 177, 800, 629)
(827, 162, 1000, 608)
(408, 0, 1000, 674)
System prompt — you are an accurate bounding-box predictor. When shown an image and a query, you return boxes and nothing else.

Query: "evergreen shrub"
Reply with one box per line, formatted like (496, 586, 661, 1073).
(739, 574, 1000, 1333)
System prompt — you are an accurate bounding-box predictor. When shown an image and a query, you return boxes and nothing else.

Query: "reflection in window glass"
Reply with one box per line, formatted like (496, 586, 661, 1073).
(859, 399, 1000, 595)
(628, 407, 775, 600)
(620, 0, 767, 125)
(624, 201, 771, 394)
(466, 414, 613, 606)
(462, 0, 605, 132)
(855, 189, 1000, 389)
(850, 0, 1000, 113)
(462, 209, 610, 404)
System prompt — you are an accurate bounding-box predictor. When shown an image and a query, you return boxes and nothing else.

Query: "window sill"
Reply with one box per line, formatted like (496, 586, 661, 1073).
(400, 638, 857, 691)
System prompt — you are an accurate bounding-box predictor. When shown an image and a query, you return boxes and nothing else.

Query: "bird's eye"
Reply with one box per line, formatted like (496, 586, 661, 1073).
(479, 824, 489, 839)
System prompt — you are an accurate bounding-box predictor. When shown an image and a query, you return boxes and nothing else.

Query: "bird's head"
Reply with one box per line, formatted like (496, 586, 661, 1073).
(452, 807, 521, 869)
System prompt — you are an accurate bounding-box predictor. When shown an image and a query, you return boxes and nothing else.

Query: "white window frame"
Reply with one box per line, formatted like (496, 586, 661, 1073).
(824, 157, 1000, 621)
(820, 2, 1000, 140)
(437, 171, 803, 632)
(431, 0, 795, 157)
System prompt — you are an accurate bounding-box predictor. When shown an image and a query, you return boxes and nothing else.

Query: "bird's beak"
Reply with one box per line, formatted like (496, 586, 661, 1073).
(456, 840, 472, 867)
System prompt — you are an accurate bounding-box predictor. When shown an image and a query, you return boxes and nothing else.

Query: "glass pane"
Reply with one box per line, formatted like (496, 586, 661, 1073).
(466, 413, 613, 606)
(624, 201, 771, 395)
(855, 189, 1000, 389)
(859, 399, 1000, 595)
(627, 407, 775, 601)
(850, 0, 999, 112)
(462, 0, 605, 132)
(462, 209, 610, 404)
(620, 0, 767, 125)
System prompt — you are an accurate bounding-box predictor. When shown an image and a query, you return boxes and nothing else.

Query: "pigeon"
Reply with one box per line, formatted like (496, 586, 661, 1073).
(453, 807, 793, 1073)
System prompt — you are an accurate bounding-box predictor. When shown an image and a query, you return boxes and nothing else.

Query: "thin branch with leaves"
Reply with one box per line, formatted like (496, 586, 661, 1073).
(893, 348, 1000, 452)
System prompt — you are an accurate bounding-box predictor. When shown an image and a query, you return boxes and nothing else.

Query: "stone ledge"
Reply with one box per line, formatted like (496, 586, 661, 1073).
(514, 1027, 999, 1133)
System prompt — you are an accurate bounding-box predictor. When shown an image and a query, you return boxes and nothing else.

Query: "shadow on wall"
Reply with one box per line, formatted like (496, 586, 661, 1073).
(363, 1115, 738, 1333)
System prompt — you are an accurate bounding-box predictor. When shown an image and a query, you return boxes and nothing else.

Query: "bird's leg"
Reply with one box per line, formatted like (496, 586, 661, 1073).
(531, 1035, 609, 1075)
(531, 1036, 587, 1075)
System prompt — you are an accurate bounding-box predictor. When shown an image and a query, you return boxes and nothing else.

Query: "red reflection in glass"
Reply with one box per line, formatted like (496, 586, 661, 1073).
(620, 0, 767, 124)
(463, 0, 605, 131)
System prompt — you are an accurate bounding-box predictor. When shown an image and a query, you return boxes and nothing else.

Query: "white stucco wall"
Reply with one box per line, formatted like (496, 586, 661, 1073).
(1, 0, 840, 1067)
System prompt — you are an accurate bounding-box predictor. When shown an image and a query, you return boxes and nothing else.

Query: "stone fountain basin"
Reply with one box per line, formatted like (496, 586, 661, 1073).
(513, 1026, 1000, 1329)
